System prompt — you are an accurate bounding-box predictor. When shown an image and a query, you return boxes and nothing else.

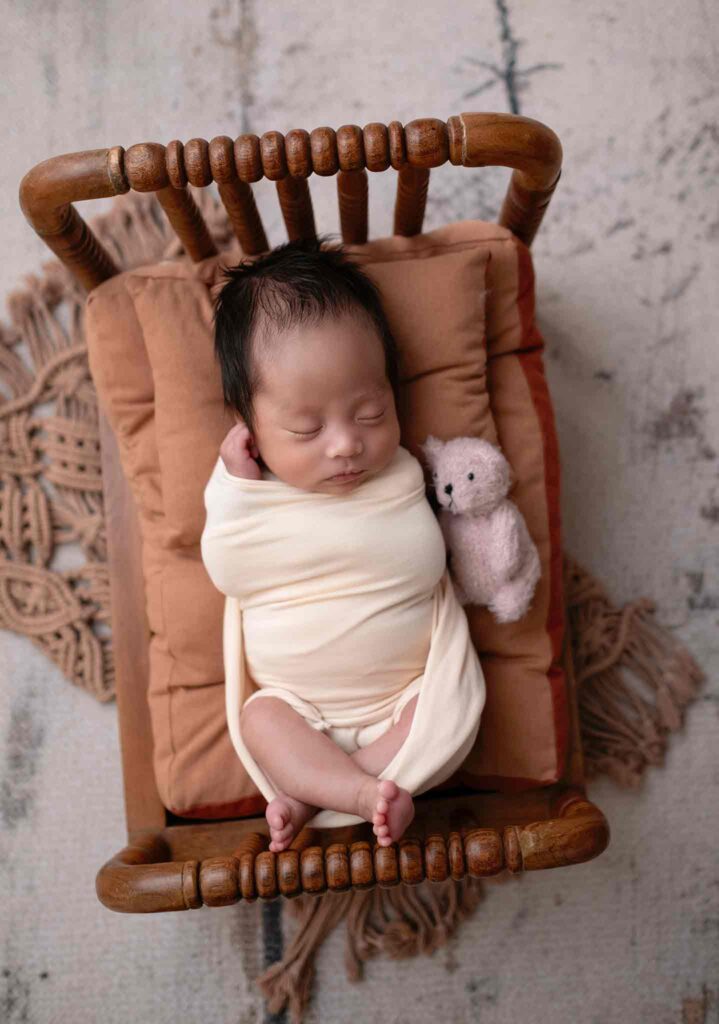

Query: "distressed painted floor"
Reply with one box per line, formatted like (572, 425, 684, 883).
(2, 1, 718, 1021)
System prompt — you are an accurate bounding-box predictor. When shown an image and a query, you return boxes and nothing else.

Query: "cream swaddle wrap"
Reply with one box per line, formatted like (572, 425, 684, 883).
(200, 444, 486, 828)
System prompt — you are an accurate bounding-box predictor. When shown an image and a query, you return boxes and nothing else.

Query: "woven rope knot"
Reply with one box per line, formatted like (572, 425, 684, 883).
(380, 920, 419, 958)
(51, 360, 88, 399)
(21, 580, 49, 615)
(81, 513, 103, 546)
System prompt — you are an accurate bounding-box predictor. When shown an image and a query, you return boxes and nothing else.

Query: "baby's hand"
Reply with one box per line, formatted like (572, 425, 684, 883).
(220, 422, 262, 480)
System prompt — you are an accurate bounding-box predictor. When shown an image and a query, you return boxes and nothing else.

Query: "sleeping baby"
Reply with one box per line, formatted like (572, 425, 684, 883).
(200, 236, 486, 853)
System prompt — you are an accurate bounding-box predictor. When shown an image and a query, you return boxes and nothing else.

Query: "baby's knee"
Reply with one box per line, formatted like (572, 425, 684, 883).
(240, 697, 280, 751)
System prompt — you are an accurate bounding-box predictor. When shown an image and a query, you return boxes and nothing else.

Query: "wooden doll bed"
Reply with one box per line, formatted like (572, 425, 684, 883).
(18, 111, 610, 912)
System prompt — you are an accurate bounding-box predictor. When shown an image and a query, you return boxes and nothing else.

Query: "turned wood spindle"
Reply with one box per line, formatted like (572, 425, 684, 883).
(234, 133, 264, 183)
(310, 126, 339, 177)
(233, 832, 267, 903)
(209, 135, 268, 255)
(325, 842, 352, 892)
(424, 830, 450, 884)
(199, 855, 240, 908)
(374, 841, 401, 888)
(394, 165, 430, 238)
(300, 844, 328, 895)
(124, 142, 217, 262)
(276, 175, 317, 242)
(43, 204, 120, 292)
(363, 122, 391, 172)
(398, 834, 425, 886)
(155, 185, 219, 261)
(255, 848, 279, 900)
(349, 839, 375, 890)
(183, 137, 213, 187)
(337, 168, 369, 244)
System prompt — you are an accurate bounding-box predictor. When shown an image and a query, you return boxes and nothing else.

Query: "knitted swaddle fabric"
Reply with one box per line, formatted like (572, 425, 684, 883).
(200, 444, 487, 828)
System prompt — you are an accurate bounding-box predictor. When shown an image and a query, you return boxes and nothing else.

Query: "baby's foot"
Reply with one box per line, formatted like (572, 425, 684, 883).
(359, 778, 415, 847)
(265, 792, 319, 853)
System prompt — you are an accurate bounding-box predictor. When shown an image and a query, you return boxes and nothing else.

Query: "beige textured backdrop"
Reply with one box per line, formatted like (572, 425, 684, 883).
(1, 2, 717, 1022)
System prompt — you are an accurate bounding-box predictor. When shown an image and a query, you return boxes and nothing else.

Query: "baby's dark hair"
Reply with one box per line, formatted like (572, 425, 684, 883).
(212, 234, 401, 436)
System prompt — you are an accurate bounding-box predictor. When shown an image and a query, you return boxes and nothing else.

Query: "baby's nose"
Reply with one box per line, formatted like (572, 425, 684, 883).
(331, 435, 363, 457)
(444, 482, 453, 495)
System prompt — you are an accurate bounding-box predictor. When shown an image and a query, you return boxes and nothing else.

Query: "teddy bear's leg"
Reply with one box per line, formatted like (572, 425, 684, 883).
(489, 547, 542, 623)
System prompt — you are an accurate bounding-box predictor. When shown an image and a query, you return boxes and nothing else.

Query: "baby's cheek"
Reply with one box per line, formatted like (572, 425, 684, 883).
(376, 424, 400, 465)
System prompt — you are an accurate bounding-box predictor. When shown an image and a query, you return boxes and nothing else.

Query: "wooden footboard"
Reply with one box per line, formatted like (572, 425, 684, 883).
(96, 786, 609, 912)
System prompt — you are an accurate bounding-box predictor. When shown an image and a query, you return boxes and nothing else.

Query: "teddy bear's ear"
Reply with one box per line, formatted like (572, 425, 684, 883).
(503, 456, 516, 490)
(420, 435, 443, 466)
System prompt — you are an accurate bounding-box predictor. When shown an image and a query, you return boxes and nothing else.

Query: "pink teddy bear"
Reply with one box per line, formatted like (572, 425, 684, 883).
(421, 435, 541, 624)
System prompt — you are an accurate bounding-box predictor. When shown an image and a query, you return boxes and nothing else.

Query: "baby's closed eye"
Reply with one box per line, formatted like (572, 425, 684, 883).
(288, 410, 386, 437)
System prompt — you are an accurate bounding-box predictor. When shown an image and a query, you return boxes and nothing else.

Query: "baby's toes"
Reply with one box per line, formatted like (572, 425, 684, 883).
(269, 825, 294, 851)
(378, 779, 399, 801)
(271, 820, 294, 842)
(266, 805, 288, 830)
(267, 815, 286, 836)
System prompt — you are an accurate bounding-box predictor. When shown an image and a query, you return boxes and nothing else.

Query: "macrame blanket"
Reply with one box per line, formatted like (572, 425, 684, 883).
(0, 187, 706, 1024)
(200, 446, 487, 828)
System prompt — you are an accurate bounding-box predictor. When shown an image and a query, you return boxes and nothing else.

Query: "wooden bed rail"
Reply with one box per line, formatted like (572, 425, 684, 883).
(96, 787, 609, 913)
(19, 112, 562, 293)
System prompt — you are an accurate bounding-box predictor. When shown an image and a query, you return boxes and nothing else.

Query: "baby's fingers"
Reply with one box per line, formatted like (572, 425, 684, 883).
(222, 422, 258, 462)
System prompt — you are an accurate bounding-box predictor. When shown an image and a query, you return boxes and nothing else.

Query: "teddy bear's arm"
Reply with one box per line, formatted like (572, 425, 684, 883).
(489, 502, 524, 579)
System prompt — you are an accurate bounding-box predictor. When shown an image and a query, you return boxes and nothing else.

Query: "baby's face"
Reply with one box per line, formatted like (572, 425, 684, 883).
(247, 312, 401, 494)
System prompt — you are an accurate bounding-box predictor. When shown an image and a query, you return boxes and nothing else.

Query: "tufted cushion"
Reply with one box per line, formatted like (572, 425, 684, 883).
(85, 218, 567, 818)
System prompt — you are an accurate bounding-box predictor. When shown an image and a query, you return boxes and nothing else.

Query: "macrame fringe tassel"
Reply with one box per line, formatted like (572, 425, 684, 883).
(256, 888, 350, 1023)
(564, 555, 705, 787)
(1, 186, 234, 701)
(256, 876, 483, 1023)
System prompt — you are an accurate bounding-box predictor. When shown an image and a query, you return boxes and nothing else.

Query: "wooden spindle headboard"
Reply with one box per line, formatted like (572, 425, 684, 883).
(19, 112, 562, 293)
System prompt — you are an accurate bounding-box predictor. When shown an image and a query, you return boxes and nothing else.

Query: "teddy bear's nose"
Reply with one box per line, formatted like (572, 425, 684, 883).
(444, 483, 453, 495)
